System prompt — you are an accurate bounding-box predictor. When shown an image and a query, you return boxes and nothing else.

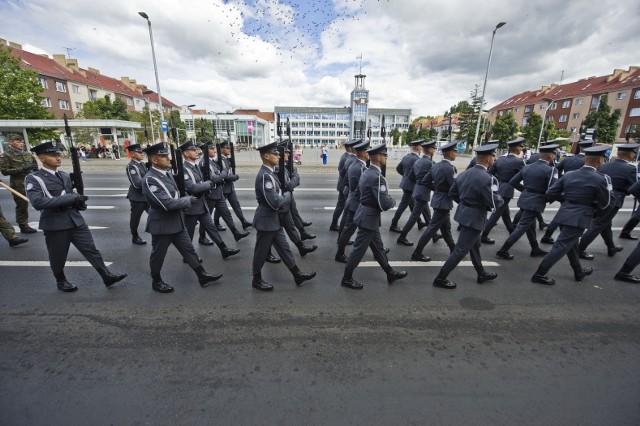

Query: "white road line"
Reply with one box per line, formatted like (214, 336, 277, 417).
(0, 261, 112, 267)
(13, 225, 109, 231)
(360, 261, 502, 267)
(84, 188, 128, 191)
(87, 206, 115, 210)
(90, 194, 127, 198)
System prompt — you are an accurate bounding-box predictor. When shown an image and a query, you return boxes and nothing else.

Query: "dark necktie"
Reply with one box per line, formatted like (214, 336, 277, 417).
(55, 171, 64, 182)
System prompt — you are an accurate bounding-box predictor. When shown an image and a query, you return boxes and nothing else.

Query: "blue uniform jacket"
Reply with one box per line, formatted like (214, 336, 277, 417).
(488, 154, 525, 199)
(353, 165, 395, 231)
(253, 165, 291, 232)
(396, 151, 420, 191)
(509, 159, 557, 213)
(126, 160, 148, 202)
(450, 165, 504, 231)
(410, 155, 433, 202)
(423, 159, 456, 210)
(142, 168, 192, 235)
(25, 169, 85, 231)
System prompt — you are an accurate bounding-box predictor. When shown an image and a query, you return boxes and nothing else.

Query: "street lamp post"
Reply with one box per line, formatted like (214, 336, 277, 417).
(537, 98, 554, 150)
(187, 104, 196, 142)
(139, 11, 166, 142)
(473, 21, 506, 148)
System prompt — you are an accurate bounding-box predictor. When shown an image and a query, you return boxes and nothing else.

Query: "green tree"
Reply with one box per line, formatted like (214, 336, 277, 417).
(522, 112, 543, 147)
(390, 128, 401, 145)
(82, 95, 129, 120)
(0, 45, 56, 143)
(583, 95, 622, 143)
(491, 112, 518, 148)
(405, 124, 417, 145)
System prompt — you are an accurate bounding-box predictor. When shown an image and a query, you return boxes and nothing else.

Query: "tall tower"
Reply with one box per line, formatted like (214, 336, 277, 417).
(350, 74, 369, 139)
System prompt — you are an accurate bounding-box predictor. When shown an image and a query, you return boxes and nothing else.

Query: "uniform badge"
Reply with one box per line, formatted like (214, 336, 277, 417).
(380, 184, 387, 192)
(149, 185, 158, 192)
(265, 181, 274, 190)
(130, 169, 137, 175)
(52, 141, 57, 147)
(184, 173, 190, 180)
(26, 183, 33, 190)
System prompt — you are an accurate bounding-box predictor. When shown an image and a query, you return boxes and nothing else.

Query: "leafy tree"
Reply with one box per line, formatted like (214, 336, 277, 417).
(405, 124, 417, 145)
(169, 110, 187, 143)
(390, 128, 401, 145)
(522, 112, 543, 147)
(491, 112, 518, 148)
(129, 106, 162, 144)
(82, 95, 129, 120)
(583, 95, 622, 143)
(0, 45, 56, 143)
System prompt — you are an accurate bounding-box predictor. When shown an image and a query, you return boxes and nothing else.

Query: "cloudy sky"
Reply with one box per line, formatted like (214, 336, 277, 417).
(2, 0, 638, 117)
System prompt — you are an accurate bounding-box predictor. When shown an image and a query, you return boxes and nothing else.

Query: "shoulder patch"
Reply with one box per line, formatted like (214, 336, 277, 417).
(149, 185, 159, 192)
(26, 183, 33, 191)
(265, 181, 274, 190)
(184, 173, 190, 181)
(130, 169, 137, 175)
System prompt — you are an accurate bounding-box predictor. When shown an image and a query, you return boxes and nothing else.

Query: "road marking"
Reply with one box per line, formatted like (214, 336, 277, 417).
(0, 261, 112, 267)
(84, 188, 128, 191)
(13, 225, 108, 231)
(87, 206, 115, 210)
(360, 261, 501, 267)
(90, 194, 127, 198)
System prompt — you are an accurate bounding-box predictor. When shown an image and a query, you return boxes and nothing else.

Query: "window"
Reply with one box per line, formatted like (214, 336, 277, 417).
(126, 98, 133, 106)
(630, 108, 640, 117)
(573, 113, 580, 120)
(89, 89, 98, 100)
(55, 82, 67, 92)
(41, 97, 51, 107)
(562, 100, 571, 108)
(591, 96, 601, 108)
(559, 115, 568, 123)
(548, 103, 557, 110)
(514, 108, 519, 113)
(617, 92, 626, 100)
(75, 102, 83, 110)
(39, 77, 48, 89)
(635, 90, 640, 100)
(576, 98, 583, 105)
(524, 106, 532, 113)
(72, 84, 80, 94)
(59, 100, 70, 110)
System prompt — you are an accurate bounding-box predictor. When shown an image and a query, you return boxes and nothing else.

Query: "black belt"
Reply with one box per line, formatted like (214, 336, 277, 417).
(524, 188, 546, 195)
(461, 201, 483, 209)
(566, 199, 595, 207)
(361, 202, 380, 210)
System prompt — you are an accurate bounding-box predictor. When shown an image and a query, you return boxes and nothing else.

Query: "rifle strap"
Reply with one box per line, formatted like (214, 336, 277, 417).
(148, 176, 178, 200)
(32, 175, 66, 198)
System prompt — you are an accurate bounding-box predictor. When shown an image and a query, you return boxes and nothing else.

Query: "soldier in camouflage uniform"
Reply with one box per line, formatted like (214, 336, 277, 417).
(0, 134, 38, 233)
(0, 181, 28, 247)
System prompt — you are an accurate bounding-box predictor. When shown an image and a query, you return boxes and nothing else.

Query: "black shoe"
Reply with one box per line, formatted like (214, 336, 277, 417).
(9, 237, 28, 247)
(579, 251, 594, 260)
(341, 277, 363, 289)
(300, 232, 316, 241)
(221, 247, 240, 259)
(538, 222, 548, 230)
(56, 280, 78, 292)
(614, 271, 640, 283)
(433, 277, 456, 289)
(97, 267, 127, 288)
(152, 280, 174, 293)
(540, 236, 554, 244)
(183, 257, 203, 264)
(383, 247, 390, 254)
(335, 253, 348, 263)
(329, 224, 341, 232)
(530, 247, 548, 257)
(389, 225, 402, 233)
(417, 222, 427, 230)
(266, 254, 281, 264)
(574, 267, 593, 282)
(433, 233, 442, 242)
(215, 224, 226, 231)
(481, 235, 495, 244)
(531, 274, 555, 285)
(198, 236, 214, 246)
(477, 271, 497, 284)
(299, 244, 318, 257)
(132, 236, 147, 245)
(411, 253, 431, 262)
(619, 233, 638, 240)
(198, 272, 223, 287)
(252, 278, 273, 291)
(234, 230, 250, 242)
(19, 225, 38, 234)
(294, 271, 316, 286)
(496, 250, 514, 260)
(347, 240, 354, 246)
(301, 221, 312, 227)
(397, 237, 414, 246)
(387, 269, 407, 284)
(242, 221, 253, 230)
(607, 246, 623, 257)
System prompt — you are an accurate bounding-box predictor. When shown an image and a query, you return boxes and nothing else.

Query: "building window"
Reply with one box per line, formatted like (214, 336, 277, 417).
(41, 97, 51, 107)
(72, 84, 80, 94)
(539, 105, 545, 110)
(59, 100, 70, 110)
(524, 106, 532, 113)
(617, 92, 626, 100)
(629, 108, 640, 117)
(127, 98, 133, 106)
(75, 102, 83, 110)
(136, 99, 141, 106)
(634, 90, 640, 100)
(548, 103, 557, 110)
(573, 113, 580, 120)
(591, 96, 601, 109)
(562, 100, 571, 108)
(55, 82, 67, 92)
(514, 108, 519, 113)
(559, 115, 568, 123)
(89, 89, 98, 100)
(570, 127, 577, 133)
(39, 77, 48, 89)
(576, 98, 583, 105)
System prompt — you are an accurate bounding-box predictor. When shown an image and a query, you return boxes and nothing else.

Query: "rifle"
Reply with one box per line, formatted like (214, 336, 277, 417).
(276, 113, 283, 144)
(201, 143, 211, 182)
(381, 116, 386, 143)
(215, 143, 223, 170)
(285, 118, 293, 177)
(169, 144, 186, 197)
(278, 143, 287, 192)
(200, 127, 206, 143)
(228, 128, 236, 174)
(64, 114, 84, 195)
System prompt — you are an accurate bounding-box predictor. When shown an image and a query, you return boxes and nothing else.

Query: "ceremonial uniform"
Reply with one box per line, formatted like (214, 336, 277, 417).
(142, 143, 222, 293)
(330, 145, 353, 230)
(337, 140, 360, 234)
(390, 140, 423, 232)
(433, 144, 503, 289)
(125, 144, 149, 244)
(341, 144, 406, 289)
(0, 135, 38, 232)
(614, 180, 640, 283)
(214, 142, 252, 230)
(532, 146, 612, 285)
(411, 140, 459, 260)
(25, 141, 126, 292)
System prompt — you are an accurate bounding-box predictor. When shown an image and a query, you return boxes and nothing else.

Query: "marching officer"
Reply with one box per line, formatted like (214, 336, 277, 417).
(141, 142, 223, 293)
(341, 143, 407, 290)
(214, 140, 253, 231)
(390, 139, 425, 233)
(336, 139, 361, 235)
(397, 140, 437, 246)
(481, 137, 526, 244)
(494, 144, 559, 260)
(251, 142, 316, 291)
(531, 145, 612, 285)
(124, 143, 149, 245)
(614, 179, 640, 283)
(25, 141, 127, 292)
(410, 140, 459, 261)
(578, 143, 640, 259)
(330, 140, 355, 231)
(180, 141, 240, 260)
(432, 143, 503, 289)
(0, 134, 38, 233)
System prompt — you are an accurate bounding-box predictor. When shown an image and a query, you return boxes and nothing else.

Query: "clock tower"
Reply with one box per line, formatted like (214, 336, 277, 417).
(350, 74, 369, 139)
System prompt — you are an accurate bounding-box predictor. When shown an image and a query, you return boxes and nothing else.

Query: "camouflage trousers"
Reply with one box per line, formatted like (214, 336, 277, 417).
(0, 204, 17, 242)
(10, 180, 29, 227)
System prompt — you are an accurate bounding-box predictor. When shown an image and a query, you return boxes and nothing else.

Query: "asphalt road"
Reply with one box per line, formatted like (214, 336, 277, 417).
(1, 157, 639, 425)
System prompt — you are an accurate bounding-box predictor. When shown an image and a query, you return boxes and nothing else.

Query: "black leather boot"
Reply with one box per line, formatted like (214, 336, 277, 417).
(151, 273, 173, 293)
(194, 265, 222, 287)
(252, 272, 273, 291)
(232, 228, 250, 242)
(55, 272, 77, 292)
(97, 267, 127, 288)
(531, 269, 555, 285)
(290, 265, 316, 286)
(384, 265, 407, 284)
(297, 243, 318, 257)
(220, 245, 240, 259)
(433, 271, 456, 289)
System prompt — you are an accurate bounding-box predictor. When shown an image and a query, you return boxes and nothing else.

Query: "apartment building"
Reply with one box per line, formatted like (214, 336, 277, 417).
(489, 66, 640, 141)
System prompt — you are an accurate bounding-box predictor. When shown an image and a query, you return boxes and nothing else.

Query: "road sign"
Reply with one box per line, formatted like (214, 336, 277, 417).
(160, 120, 168, 132)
